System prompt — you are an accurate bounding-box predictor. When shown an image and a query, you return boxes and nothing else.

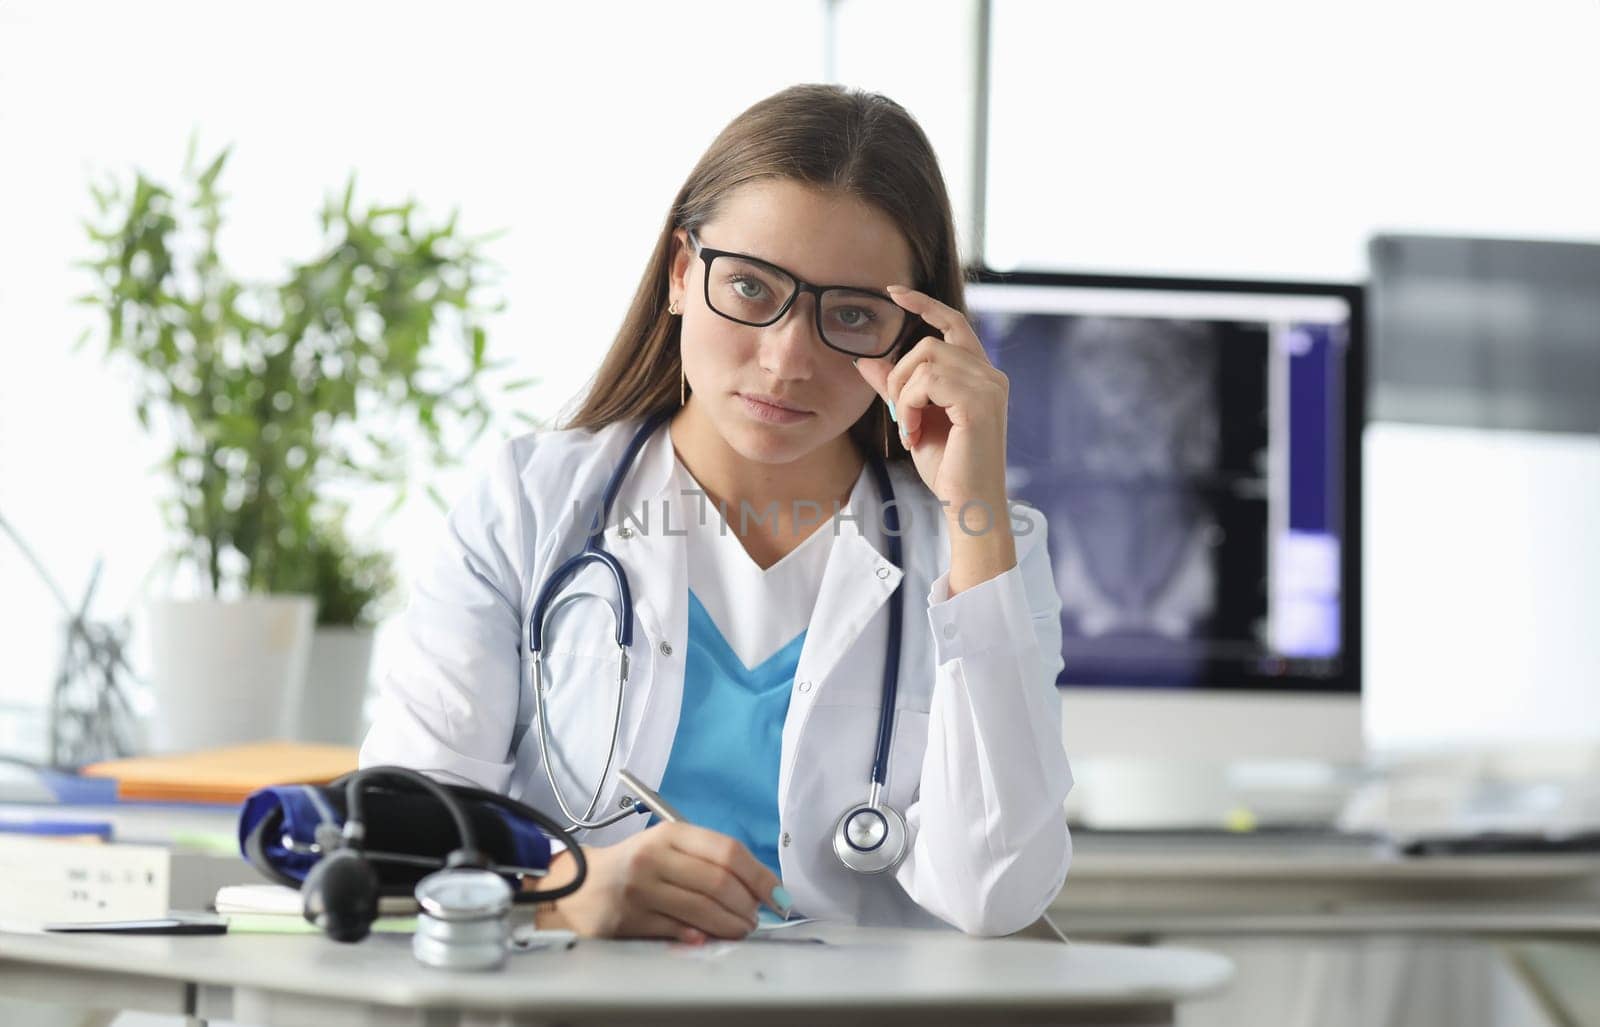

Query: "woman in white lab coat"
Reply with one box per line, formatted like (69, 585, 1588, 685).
(359, 84, 1073, 941)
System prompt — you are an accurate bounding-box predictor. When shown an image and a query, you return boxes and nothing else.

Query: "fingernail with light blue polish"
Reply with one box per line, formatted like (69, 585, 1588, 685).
(771, 885, 793, 918)
(886, 399, 898, 424)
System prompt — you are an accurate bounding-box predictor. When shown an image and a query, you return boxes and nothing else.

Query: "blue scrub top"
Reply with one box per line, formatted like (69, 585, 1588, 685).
(649, 590, 803, 879)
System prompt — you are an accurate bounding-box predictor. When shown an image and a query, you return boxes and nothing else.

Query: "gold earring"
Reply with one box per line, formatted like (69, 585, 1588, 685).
(674, 297, 685, 405)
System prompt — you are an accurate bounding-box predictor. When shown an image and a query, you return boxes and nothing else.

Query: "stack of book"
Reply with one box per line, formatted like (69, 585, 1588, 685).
(0, 742, 357, 931)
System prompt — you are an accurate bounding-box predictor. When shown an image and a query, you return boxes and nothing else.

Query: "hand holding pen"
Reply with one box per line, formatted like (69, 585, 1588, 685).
(531, 769, 792, 943)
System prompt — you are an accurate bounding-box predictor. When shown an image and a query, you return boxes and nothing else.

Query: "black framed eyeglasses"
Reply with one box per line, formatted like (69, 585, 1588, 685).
(686, 228, 924, 360)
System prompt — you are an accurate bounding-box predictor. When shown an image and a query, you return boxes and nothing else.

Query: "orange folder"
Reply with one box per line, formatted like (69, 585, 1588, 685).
(81, 741, 359, 805)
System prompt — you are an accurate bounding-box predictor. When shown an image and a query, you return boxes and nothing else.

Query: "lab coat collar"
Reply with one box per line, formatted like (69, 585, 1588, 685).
(606, 421, 685, 647)
(593, 416, 909, 656)
(778, 460, 907, 805)
(595, 407, 681, 703)
(589, 418, 687, 793)
(794, 466, 905, 691)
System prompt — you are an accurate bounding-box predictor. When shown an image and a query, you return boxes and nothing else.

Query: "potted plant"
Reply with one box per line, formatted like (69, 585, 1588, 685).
(80, 143, 507, 752)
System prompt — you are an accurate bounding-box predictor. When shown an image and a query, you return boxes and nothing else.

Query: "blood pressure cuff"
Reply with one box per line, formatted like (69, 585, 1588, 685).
(239, 776, 554, 896)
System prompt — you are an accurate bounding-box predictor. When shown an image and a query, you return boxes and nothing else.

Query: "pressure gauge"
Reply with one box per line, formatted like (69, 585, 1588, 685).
(412, 868, 514, 971)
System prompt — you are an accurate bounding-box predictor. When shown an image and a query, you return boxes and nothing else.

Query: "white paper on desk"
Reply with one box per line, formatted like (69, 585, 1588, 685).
(755, 912, 818, 932)
(215, 883, 417, 916)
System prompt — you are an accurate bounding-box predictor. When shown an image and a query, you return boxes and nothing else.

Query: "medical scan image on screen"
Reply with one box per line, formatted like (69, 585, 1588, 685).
(970, 283, 1351, 690)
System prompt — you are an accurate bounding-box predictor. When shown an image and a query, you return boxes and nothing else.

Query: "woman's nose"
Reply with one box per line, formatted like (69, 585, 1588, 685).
(759, 292, 822, 378)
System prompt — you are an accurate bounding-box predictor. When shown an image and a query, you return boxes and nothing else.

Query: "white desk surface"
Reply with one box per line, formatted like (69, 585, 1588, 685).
(1054, 834, 1600, 940)
(1068, 834, 1600, 882)
(0, 922, 1234, 1026)
(1060, 906, 1600, 938)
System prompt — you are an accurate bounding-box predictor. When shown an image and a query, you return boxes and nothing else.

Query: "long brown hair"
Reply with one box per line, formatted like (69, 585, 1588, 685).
(562, 83, 968, 464)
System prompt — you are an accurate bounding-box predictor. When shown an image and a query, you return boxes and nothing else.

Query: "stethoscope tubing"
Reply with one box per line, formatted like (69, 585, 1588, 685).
(524, 409, 907, 852)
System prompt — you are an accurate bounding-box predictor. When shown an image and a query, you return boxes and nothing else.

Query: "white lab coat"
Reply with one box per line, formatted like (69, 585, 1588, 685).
(360, 416, 1074, 935)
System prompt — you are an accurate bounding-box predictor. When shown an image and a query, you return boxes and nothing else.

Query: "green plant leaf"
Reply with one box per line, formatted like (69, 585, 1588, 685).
(197, 145, 230, 189)
(85, 143, 506, 613)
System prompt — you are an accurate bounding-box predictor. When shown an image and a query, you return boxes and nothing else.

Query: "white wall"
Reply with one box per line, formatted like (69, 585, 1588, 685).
(985, 0, 1600, 281)
(0, 1, 831, 753)
(829, 0, 981, 257)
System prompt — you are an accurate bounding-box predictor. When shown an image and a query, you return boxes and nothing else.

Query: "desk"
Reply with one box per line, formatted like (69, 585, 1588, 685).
(0, 923, 1233, 1027)
(1051, 833, 1600, 1027)
(1055, 834, 1600, 937)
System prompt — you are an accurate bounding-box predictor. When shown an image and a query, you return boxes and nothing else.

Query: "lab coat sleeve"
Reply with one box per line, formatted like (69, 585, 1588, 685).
(359, 439, 529, 797)
(893, 503, 1073, 936)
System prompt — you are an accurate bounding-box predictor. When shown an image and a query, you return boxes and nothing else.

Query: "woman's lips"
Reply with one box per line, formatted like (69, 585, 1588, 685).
(739, 393, 812, 424)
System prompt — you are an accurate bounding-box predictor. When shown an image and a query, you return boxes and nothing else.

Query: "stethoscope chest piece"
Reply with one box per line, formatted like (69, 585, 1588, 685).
(832, 801, 908, 875)
(412, 868, 514, 971)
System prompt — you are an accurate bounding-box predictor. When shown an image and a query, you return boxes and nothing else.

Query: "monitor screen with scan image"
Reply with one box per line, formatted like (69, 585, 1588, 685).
(966, 273, 1362, 700)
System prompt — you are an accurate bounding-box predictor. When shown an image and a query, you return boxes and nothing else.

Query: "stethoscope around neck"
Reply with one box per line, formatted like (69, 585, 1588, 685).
(523, 409, 909, 875)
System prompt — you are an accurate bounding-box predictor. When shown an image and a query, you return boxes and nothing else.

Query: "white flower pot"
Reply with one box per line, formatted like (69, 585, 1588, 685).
(146, 595, 316, 752)
(287, 625, 376, 746)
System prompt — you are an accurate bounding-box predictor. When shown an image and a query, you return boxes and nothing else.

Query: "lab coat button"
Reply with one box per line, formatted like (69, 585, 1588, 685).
(875, 566, 890, 580)
(658, 640, 673, 657)
(797, 680, 812, 693)
(619, 795, 635, 809)
(941, 622, 958, 640)
(781, 832, 791, 848)
(618, 525, 635, 539)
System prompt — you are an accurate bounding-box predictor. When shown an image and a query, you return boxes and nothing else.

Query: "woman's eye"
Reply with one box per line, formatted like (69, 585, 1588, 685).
(730, 276, 766, 299)
(835, 308, 876, 327)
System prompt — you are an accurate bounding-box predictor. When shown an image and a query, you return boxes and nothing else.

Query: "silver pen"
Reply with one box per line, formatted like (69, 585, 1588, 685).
(618, 768, 685, 823)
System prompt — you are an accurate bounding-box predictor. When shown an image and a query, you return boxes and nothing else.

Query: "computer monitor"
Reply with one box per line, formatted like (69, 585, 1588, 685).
(966, 271, 1365, 824)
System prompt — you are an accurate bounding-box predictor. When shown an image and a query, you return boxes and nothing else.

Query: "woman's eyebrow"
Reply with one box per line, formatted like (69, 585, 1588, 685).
(747, 248, 892, 292)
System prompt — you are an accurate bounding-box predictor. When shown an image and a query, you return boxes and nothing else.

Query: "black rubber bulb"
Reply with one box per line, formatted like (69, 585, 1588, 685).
(301, 848, 380, 943)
